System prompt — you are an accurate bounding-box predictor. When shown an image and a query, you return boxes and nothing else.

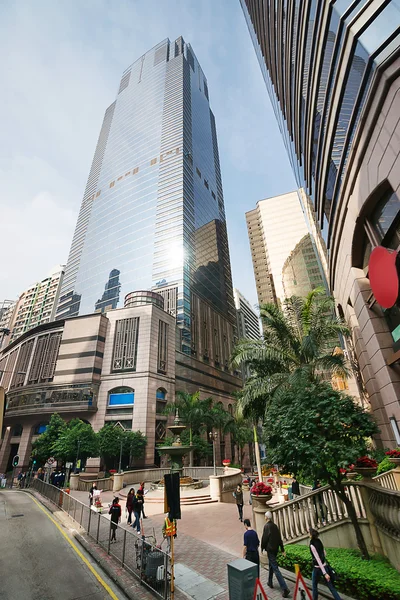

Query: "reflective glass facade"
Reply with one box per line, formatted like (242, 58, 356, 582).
(241, 0, 400, 246)
(57, 38, 236, 355)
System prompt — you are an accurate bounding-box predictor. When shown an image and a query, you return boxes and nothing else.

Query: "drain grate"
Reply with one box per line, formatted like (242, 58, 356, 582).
(11, 514, 24, 518)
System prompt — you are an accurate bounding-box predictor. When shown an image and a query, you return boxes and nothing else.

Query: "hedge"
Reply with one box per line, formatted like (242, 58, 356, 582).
(277, 545, 400, 600)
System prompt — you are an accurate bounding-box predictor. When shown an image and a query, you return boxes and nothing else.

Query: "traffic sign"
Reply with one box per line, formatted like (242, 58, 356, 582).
(12, 455, 19, 467)
(47, 457, 55, 465)
(253, 578, 268, 600)
(293, 565, 312, 599)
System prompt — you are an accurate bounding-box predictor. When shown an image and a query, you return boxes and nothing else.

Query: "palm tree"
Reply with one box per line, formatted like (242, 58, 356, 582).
(232, 288, 350, 419)
(164, 391, 212, 466)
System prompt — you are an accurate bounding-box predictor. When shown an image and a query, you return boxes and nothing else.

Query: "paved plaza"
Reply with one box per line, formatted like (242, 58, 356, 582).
(71, 485, 295, 600)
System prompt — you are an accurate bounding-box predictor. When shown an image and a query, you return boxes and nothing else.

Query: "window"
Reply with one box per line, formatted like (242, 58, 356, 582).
(108, 387, 134, 406)
(34, 422, 48, 435)
(158, 321, 168, 374)
(112, 318, 140, 372)
(12, 424, 23, 437)
(156, 388, 167, 414)
(28, 332, 61, 384)
(196, 167, 201, 178)
(204, 179, 209, 189)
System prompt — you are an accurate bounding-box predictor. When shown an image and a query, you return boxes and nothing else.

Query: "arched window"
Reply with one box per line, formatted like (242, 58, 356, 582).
(156, 388, 167, 415)
(108, 387, 134, 406)
(33, 422, 48, 435)
(228, 404, 233, 416)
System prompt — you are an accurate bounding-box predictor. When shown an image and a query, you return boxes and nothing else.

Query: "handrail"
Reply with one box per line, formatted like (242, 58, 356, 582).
(373, 469, 399, 491)
(268, 483, 367, 543)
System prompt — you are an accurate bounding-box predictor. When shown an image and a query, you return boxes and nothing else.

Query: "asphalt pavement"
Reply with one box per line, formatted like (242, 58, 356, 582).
(0, 490, 127, 600)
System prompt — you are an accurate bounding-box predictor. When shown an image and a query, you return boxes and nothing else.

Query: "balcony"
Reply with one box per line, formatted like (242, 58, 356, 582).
(5, 384, 97, 417)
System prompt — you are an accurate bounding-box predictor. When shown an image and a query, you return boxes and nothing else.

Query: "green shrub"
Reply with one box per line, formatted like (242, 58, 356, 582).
(377, 456, 396, 475)
(277, 545, 400, 600)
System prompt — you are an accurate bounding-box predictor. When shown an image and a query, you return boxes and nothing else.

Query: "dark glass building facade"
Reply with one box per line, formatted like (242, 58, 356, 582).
(242, 1, 400, 447)
(241, 0, 400, 247)
(57, 38, 236, 359)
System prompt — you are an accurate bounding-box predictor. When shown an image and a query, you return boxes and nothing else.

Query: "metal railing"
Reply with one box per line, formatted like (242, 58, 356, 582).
(29, 479, 171, 599)
(269, 483, 367, 543)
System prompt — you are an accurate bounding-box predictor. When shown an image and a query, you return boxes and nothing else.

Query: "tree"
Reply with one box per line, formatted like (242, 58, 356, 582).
(232, 289, 350, 420)
(165, 391, 213, 466)
(263, 378, 378, 560)
(52, 419, 98, 465)
(227, 413, 254, 466)
(97, 424, 147, 470)
(31, 413, 67, 465)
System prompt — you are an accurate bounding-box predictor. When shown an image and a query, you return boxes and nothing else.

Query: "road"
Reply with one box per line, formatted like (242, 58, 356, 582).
(0, 490, 127, 600)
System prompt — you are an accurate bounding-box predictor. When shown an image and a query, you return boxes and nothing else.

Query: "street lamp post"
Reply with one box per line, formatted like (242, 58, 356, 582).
(118, 439, 123, 474)
(76, 440, 81, 472)
(209, 431, 218, 476)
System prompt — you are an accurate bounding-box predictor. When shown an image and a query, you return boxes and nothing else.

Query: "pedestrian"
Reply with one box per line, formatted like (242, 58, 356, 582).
(243, 518, 260, 576)
(89, 484, 97, 507)
(126, 488, 135, 524)
(309, 528, 341, 600)
(138, 481, 148, 518)
(233, 483, 244, 521)
(108, 497, 121, 542)
(291, 476, 300, 499)
(312, 481, 327, 526)
(261, 511, 290, 598)
(131, 490, 142, 533)
(162, 514, 177, 552)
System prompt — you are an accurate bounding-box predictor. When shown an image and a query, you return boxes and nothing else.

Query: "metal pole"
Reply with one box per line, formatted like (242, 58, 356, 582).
(122, 529, 127, 567)
(88, 505, 92, 535)
(76, 440, 81, 470)
(118, 439, 123, 474)
(96, 512, 101, 543)
(213, 437, 216, 476)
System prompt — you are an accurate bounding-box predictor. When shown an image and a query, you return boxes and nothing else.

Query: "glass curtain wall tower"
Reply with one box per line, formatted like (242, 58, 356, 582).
(240, 1, 400, 252)
(57, 38, 236, 361)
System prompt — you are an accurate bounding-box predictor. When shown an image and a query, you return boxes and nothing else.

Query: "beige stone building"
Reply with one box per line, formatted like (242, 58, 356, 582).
(0, 291, 241, 472)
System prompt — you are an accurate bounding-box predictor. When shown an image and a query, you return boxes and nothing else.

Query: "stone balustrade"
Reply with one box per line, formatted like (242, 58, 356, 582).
(209, 467, 242, 502)
(373, 466, 400, 491)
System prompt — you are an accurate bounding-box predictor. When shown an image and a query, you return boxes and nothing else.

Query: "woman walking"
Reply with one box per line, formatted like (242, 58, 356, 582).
(243, 518, 260, 576)
(309, 528, 341, 600)
(109, 497, 121, 543)
(233, 483, 244, 521)
(126, 488, 135, 524)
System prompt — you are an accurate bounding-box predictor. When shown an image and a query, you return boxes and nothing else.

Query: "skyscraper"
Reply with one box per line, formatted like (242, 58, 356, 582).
(234, 289, 261, 340)
(57, 37, 236, 361)
(241, 1, 400, 447)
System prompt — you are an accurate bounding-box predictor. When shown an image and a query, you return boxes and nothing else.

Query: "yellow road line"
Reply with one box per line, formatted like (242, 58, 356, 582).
(29, 494, 119, 600)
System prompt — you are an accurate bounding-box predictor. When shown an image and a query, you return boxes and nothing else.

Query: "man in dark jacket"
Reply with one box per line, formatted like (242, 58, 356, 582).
(261, 511, 290, 598)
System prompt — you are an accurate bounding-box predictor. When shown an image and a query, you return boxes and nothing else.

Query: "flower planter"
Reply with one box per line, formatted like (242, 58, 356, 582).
(251, 493, 272, 509)
(356, 467, 376, 479)
(222, 460, 231, 467)
(345, 472, 358, 481)
(388, 457, 400, 467)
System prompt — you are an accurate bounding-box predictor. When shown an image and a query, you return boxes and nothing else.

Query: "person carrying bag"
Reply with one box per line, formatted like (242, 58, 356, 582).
(309, 528, 341, 600)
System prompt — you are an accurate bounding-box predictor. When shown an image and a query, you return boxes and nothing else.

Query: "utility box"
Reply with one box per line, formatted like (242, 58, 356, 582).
(227, 558, 257, 600)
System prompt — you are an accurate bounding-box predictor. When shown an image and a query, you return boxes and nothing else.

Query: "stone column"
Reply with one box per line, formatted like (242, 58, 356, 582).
(70, 474, 80, 491)
(358, 482, 383, 555)
(113, 473, 124, 492)
(0, 427, 12, 472)
(17, 424, 34, 469)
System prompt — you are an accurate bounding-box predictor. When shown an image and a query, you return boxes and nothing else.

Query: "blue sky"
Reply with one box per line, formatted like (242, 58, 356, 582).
(0, 0, 296, 309)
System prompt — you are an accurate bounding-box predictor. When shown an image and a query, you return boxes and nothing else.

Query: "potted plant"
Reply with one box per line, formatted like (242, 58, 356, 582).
(385, 449, 400, 466)
(354, 456, 378, 478)
(343, 466, 358, 481)
(250, 482, 273, 508)
(222, 459, 231, 468)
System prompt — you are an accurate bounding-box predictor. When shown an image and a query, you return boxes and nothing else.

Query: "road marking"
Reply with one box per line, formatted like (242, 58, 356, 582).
(28, 494, 119, 600)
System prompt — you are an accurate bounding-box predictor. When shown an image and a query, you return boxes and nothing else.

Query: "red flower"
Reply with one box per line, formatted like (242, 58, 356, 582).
(250, 482, 273, 496)
(339, 468, 347, 474)
(109, 469, 117, 474)
(267, 478, 274, 483)
(355, 456, 378, 469)
(385, 449, 400, 458)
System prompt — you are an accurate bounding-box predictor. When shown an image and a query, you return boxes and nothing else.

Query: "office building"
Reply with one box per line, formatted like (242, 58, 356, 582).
(242, 0, 400, 447)
(246, 191, 315, 306)
(282, 234, 325, 299)
(234, 289, 261, 340)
